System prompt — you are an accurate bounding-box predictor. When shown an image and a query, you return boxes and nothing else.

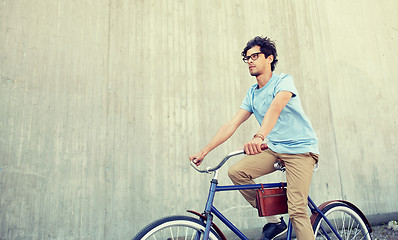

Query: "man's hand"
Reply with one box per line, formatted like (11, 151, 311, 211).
(244, 137, 264, 155)
(189, 152, 206, 166)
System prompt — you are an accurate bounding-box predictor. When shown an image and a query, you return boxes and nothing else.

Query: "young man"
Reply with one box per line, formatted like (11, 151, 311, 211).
(189, 36, 319, 240)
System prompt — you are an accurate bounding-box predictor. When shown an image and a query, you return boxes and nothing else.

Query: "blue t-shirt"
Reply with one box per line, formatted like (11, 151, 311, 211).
(240, 73, 319, 154)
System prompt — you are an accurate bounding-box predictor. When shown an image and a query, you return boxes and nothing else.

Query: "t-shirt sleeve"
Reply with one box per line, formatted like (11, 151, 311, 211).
(240, 88, 253, 112)
(274, 74, 298, 97)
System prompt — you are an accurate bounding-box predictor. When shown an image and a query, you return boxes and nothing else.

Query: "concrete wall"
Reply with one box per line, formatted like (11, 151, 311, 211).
(1, 0, 397, 239)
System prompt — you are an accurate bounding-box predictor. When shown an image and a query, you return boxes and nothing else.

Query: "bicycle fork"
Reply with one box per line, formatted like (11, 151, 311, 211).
(198, 171, 219, 240)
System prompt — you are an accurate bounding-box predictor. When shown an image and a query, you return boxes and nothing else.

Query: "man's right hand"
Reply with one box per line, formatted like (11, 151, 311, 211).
(189, 152, 206, 166)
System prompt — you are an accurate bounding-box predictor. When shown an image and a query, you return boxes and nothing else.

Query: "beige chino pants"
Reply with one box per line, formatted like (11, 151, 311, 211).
(228, 148, 318, 240)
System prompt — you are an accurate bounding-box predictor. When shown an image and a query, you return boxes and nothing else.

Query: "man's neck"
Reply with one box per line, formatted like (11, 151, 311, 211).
(256, 71, 273, 89)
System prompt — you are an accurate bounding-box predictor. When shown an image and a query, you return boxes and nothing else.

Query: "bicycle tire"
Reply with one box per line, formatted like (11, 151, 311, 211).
(312, 202, 372, 240)
(132, 215, 220, 240)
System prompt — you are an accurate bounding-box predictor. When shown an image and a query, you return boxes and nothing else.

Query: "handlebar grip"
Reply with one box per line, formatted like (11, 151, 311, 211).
(190, 160, 202, 172)
(242, 143, 268, 154)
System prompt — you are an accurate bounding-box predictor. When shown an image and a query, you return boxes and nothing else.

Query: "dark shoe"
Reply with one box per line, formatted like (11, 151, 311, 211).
(260, 218, 287, 240)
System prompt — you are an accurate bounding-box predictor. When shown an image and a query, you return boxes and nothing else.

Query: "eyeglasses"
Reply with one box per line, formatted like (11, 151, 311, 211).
(242, 52, 263, 63)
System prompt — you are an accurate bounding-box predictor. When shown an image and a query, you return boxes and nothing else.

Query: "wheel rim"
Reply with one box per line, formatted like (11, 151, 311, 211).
(314, 205, 371, 240)
(140, 220, 218, 240)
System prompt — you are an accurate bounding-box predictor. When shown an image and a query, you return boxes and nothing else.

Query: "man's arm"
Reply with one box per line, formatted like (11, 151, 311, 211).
(244, 91, 293, 155)
(189, 109, 252, 165)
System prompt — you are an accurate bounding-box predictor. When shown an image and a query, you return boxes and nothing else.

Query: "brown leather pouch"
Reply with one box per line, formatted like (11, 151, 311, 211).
(256, 183, 288, 217)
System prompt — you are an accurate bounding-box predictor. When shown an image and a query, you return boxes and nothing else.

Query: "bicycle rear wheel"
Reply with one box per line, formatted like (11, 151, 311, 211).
(312, 202, 372, 240)
(132, 215, 220, 240)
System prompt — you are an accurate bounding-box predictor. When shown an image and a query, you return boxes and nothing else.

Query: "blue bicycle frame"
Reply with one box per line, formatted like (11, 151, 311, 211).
(200, 180, 344, 240)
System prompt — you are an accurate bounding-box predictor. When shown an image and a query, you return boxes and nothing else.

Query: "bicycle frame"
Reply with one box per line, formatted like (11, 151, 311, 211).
(198, 172, 345, 240)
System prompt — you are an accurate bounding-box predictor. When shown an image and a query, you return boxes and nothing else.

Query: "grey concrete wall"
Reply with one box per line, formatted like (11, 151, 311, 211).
(1, 0, 397, 239)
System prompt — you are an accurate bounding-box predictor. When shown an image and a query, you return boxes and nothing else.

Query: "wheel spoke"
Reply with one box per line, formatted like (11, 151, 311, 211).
(348, 219, 356, 239)
(190, 229, 194, 240)
(169, 226, 174, 240)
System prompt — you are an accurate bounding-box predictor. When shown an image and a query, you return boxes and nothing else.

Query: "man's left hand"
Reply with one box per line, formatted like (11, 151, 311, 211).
(243, 137, 264, 155)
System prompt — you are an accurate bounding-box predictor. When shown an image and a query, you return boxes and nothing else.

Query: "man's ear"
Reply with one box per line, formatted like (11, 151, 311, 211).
(267, 55, 274, 63)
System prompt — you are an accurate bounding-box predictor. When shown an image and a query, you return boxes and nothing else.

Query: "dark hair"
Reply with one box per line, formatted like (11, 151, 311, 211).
(242, 36, 278, 71)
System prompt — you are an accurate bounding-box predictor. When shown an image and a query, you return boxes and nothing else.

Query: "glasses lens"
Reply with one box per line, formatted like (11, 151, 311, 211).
(251, 53, 259, 61)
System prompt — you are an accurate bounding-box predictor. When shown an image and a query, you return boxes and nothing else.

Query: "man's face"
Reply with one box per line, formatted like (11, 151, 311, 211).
(245, 46, 273, 76)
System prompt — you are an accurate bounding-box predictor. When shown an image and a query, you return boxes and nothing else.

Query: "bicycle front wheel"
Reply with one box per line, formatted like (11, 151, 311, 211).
(132, 215, 220, 240)
(312, 202, 372, 240)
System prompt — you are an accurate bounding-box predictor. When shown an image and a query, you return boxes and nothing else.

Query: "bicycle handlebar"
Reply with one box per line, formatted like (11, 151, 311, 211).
(190, 144, 286, 173)
(190, 149, 245, 173)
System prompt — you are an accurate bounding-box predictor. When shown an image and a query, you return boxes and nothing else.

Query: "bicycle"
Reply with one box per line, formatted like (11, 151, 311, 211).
(133, 149, 372, 240)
